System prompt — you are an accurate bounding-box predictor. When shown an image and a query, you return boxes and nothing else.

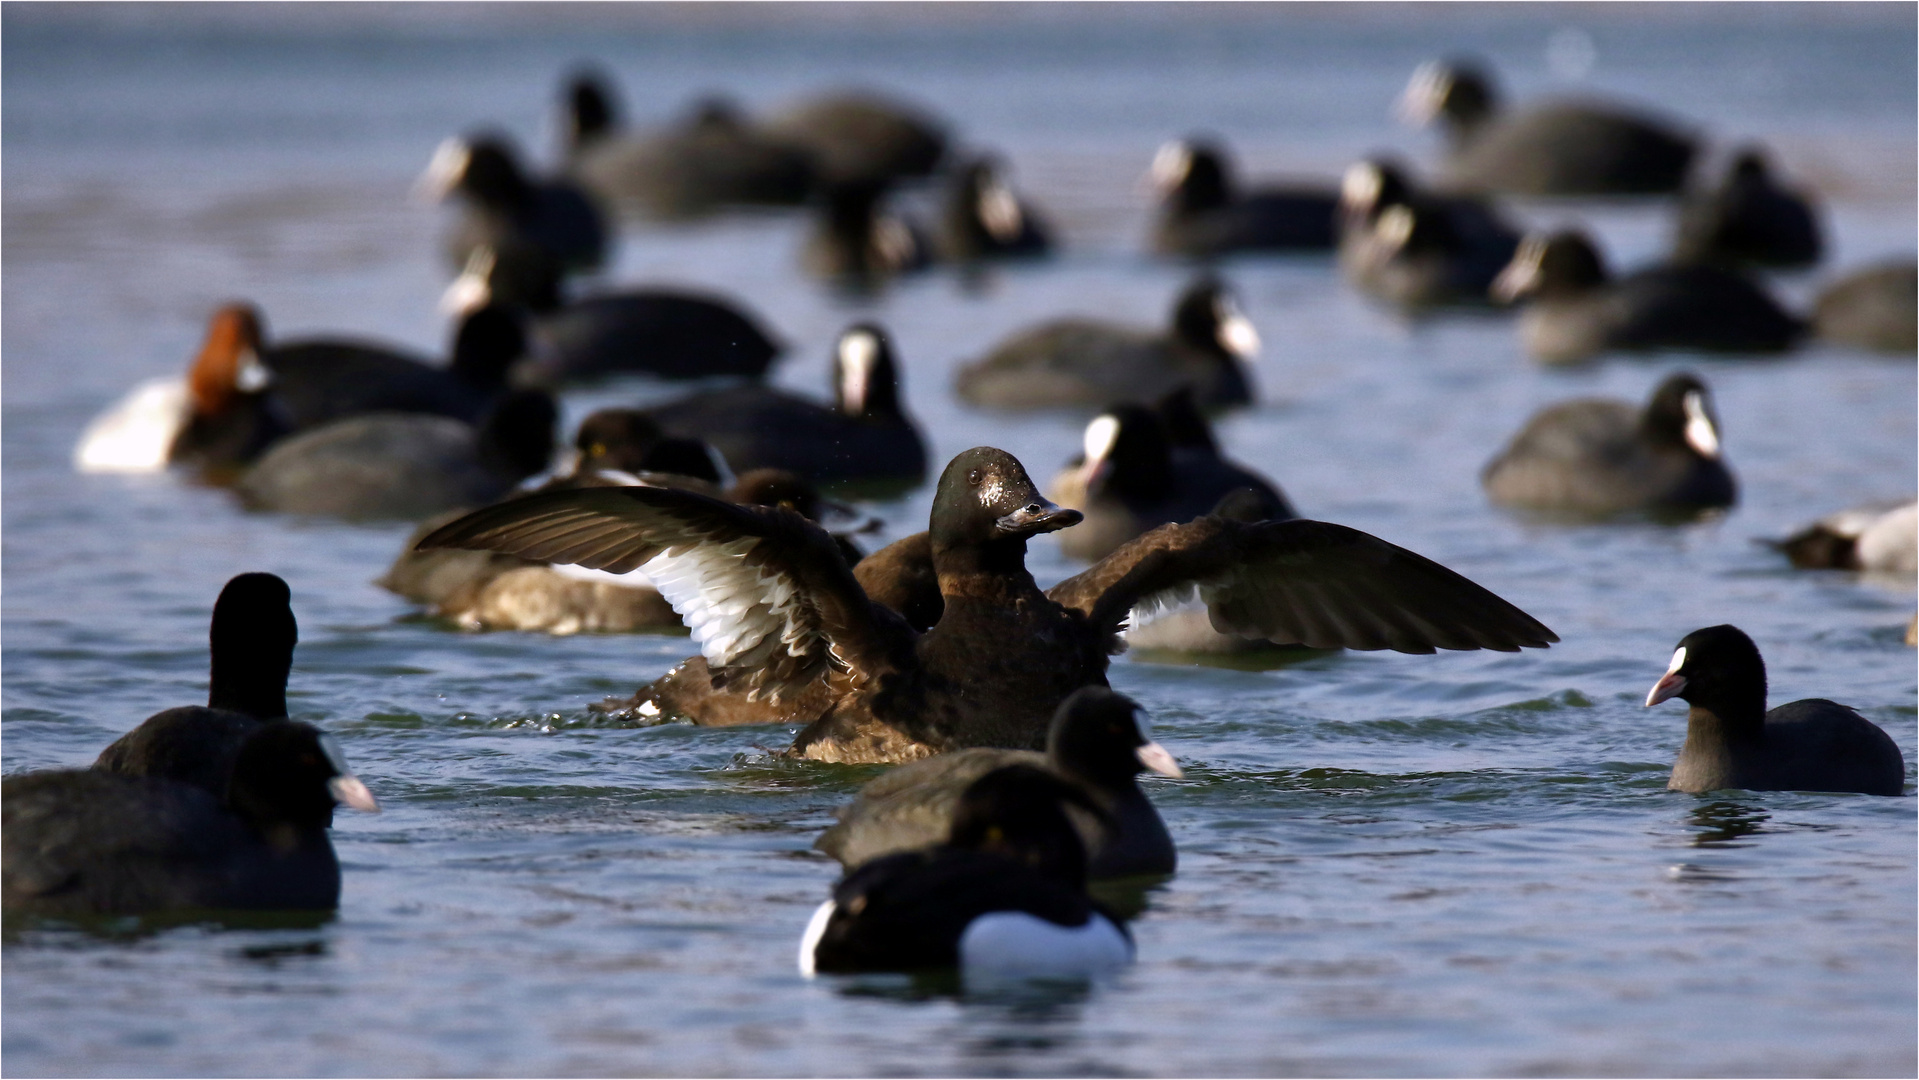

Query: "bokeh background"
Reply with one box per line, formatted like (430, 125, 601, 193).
(4, 4, 1914, 1076)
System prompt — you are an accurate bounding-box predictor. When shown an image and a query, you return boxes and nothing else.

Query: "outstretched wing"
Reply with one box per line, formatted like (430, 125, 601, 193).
(1047, 516, 1557, 654)
(417, 486, 908, 696)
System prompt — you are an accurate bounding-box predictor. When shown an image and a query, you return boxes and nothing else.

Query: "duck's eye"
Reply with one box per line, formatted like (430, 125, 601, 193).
(967, 468, 983, 486)
(1024, 503, 1041, 514)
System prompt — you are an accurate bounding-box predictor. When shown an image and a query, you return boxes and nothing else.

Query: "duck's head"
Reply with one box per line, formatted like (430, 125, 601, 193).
(188, 303, 271, 420)
(208, 572, 296, 719)
(1049, 686, 1183, 788)
(570, 408, 663, 477)
(949, 763, 1106, 887)
(227, 721, 380, 836)
(1642, 372, 1724, 461)
(1645, 624, 1768, 724)
(1173, 277, 1261, 361)
(932, 447, 1082, 550)
(1491, 230, 1609, 303)
(832, 323, 903, 419)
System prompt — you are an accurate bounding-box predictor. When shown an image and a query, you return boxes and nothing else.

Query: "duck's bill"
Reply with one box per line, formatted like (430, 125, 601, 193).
(996, 500, 1083, 536)
(1136, 741, 1184, 779)
(328, 774, 383, 814)
(1644, 672, 1687, 707)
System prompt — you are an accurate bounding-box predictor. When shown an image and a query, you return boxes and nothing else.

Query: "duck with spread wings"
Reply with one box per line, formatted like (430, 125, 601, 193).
(418, 447, 1557, 764)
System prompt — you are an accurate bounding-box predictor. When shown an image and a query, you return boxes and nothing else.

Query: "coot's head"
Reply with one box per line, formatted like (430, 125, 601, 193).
(1172, 277, 1261, 361)
(226, 721, 380, 834)
(1397, 58, 1499, 135)
(442, 244, 567, 315)
(1048, 687, 1183, 788)
(1149, 137, 1231, 212)
(951, 155, 1030, 244)
(571, 409, 663, 476)
(932, 447, 1081, 548)
(1645, 624, 1768, 724)
(831, 323, 903, 419)
(1075, 405, 1174, 501)
(1491, 230, 1609, 303)
(1640, 372, 1724, 461)
(948, 763, 1106, 887)
(1339, 156, 1415, 225)
(416, 133, 532, 210)
(208, 572, 297, 720)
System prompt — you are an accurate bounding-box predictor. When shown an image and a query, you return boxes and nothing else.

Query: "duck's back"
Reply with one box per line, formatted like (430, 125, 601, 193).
(1761, 699, 1906, 796)
(1447, 102, 1695, 195)
(2, 770, 341, 915)
(266, 342, 490, 429)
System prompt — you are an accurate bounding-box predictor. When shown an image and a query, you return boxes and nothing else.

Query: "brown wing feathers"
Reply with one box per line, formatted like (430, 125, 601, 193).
(1052, 516, 1557, 654)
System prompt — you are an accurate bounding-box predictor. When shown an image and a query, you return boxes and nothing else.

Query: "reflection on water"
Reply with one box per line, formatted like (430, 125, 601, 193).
(1688, 799, 1771, 846)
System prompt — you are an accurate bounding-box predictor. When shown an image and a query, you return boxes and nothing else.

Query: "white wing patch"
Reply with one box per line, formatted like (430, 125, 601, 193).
(74, 377, 191, 473)
(958, 911, 1133, 982)
(641, 536, 824, 673)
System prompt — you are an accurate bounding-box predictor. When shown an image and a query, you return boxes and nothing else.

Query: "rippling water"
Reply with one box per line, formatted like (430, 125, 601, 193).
(4, 4, 1915, 1076)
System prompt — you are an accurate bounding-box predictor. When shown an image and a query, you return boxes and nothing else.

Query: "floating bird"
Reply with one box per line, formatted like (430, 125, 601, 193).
(4, 721, 379, 917)
(1336, 157, 1520, 309)
(1482, 372, 1736, 518)
(1492, 230, 1802, 364)
(1672, 147, 1823, 269)
(416, 132, 609, 273)
(1050, 400, 1293, 562)
(1810, 260, 1917, 354)
(636, 323, 928, 489)
(443, 244, 783, 384)
(94, 572, 298, 796)
(75, 303, 527, 476)
(936, 154, 1053, 261)
(561, 73, 813, 220)
(1398, 58, 1697, 196)
(235, 390, 557, 520)
(761, 90, 947, 187)
(419, 446, 1556, 764)
(1769, 500, 1916, 573)
(956, 277, 1260, 410)
(1646, 625, 1905, 795)
(800, 764, 1133, 979)
(1147, 137, 1339, 256)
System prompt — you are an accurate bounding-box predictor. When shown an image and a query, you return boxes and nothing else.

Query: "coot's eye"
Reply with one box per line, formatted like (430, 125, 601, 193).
(967, 468, 983, 486)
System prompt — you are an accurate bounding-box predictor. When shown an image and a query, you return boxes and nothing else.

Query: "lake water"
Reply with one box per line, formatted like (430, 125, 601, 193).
(3, 4, 1915, 1076)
